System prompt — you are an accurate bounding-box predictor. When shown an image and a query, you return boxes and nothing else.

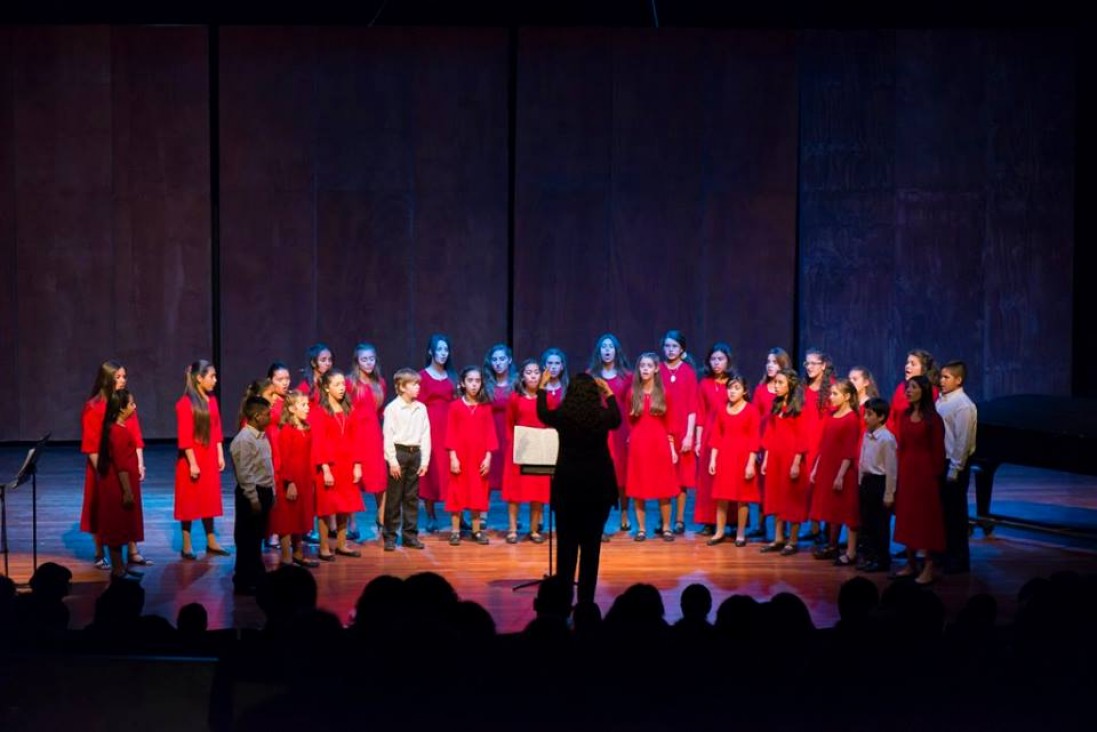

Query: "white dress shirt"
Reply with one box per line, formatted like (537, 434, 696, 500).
(382, 397, 431, 467)
(859, 426, 898, 504)
(936, 387, 977, 480)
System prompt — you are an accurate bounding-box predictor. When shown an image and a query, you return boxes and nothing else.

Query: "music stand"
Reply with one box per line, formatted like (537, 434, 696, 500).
(511, 425, 558, 592)
(2, 433, 49, 578)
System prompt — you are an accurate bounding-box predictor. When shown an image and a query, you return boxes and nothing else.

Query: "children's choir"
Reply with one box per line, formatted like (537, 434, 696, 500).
(80, 337, 976, 587)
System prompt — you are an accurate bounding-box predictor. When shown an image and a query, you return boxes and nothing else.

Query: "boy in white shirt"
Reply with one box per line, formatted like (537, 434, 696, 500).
(936, 360, 977, 573)
(858, 397, 897, 572)
(382, 368, 431, 552)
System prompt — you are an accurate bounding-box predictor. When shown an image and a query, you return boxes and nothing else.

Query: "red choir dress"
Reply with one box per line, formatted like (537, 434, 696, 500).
(809, 411, 861, 527)
(95, 422, 144, 546)
(661, 361, 698, 486)
(694, 376, 728, 523)
(80, 396, 145, 533)
(418, 369, 456, 502)
(800, 385, 835, 506)
(502, 392, 551, 504)
(894, 412, 946, 551)
(711, 404, 761, 503)
(310, 406, 366, 516)
(887, 382, 940, 435)
(487, 383, 511, 491)
(173, 395, 224, 521)
(601, 372, 631, 488)
(752, 382, 777, 506)
(265, 398, 284, 503)
(270, 424, 316, 535)
(762, 408, 808, 522)
(444, 399, 499, 513)
(625, 394, 679, 500)
(348, 379, 389, 495)
(542, 384, 564, 410)
(297, 379, 323, 405)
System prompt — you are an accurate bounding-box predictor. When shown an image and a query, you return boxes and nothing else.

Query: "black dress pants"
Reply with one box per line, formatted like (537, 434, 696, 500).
(554, 501, 611, 605)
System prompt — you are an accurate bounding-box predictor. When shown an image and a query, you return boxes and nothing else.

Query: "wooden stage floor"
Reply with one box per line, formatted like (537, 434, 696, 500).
(2, 443, 1095, 633)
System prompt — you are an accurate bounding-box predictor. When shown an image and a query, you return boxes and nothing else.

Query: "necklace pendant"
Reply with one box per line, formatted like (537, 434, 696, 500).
(671, 374, 677, 383)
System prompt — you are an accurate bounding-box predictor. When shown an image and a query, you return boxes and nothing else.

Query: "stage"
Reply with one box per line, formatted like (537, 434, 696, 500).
(2, 443, 1095, 633)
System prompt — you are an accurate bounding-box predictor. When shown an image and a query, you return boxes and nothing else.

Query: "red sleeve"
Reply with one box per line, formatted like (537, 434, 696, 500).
(840, 415, 860, 461)
(683, 367, 699, 418)
(746, 408, 761, 453)
(484, 407, 499, 452)
(886, 383, 906, 434)
(350, 409, 368, 463)
(792, 413, 808, 455)
(81, 400, 104, 455)
(110, 425, 138, 480)
(505, 393, 519, 435)
(209, 397, 223, 444)
(127, 411, 146, 448)
(930, 415, 946, 467)
(311, 410, 334, 467)
(761, 413, 773, 452)
(176, 397, 195, 450)
(445, 402, 462, 451)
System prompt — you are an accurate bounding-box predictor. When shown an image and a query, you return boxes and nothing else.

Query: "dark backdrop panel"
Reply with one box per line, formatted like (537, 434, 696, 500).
(981, 31, 1074, 398)
(6, 26, 210, 441)
(220, 27, 319, 403)
(799, 31, 898, 392)
(894, 32, 985, 395)
(799, 30, 1075, 401)
(0, 31, 16, 441)
(110, 27, 211, 438)
(221, 28, 508, 410)
(515, 29, 798, 375)
(12, 27, 113, 441)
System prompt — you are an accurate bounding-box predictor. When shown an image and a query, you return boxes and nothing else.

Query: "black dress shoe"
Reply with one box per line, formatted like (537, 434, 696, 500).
(206, 546, 231, 557)
(403, 538, 426, 550)
(179, 550, 198, 561)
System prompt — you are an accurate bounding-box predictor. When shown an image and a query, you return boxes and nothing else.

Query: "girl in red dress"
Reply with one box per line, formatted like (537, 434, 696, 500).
(95, 389, 143, 581)
(347, 343, 389, 539)
(887, 349, 939, 434)
(540, 347, 568, 409)
(751, 348, 792, 539)
(419, 333, 458, 533)
(660, 330, 697, 534)
(809, 379, 862, 565)
(760, 369, 808, 556)
(695, 342, 733, 536)
(484, 343, 516, 527)
(272, 391, 318, 568)
(174, 360, 229, 559)
(800, 348, 836, 542)
(894, 375, 947, 585)
(298, 343, 333, 404)
(311, 369, 365, 561)
(626, 353, 679, 542)
(707, 373, 760, 547)
(503, 359, 551, 543)
(445, 367, 498, 545)
(589, 333, 632, 535)
(81, 360, 149, 570)
(848, 365, 880, 408)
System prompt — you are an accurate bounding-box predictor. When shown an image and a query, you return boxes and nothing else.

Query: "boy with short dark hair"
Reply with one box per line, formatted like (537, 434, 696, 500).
(230, 396, 274, 593)
(857, 397, 897, 572)
(936, 360, 977, 573)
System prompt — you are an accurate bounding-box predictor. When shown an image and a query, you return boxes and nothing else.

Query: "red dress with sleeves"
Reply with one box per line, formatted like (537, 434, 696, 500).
(173, 395, 224, 521)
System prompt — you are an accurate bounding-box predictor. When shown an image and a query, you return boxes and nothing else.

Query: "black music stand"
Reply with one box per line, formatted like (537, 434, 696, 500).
(512, 464, 556, 591)
(1, 433, 49, 578)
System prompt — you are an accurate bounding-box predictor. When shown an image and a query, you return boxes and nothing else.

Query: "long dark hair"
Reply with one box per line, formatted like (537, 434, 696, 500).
(541, 347, 570, 395)
(458, 366, 490, 405)
(318, 369, 353, 417)
(424, 333, 458, 381)
(630, 353, 668, 417)
(482, 343, 516, 396)
(702, 341, 735, 380)
(803, 348, 835, 413)
(183, 360, 214, 445)
(89, 360, 124, 401)
(759, 347, 792, 387)
(905, 374, 939, 420)
(304, 343, 333, 391)
(772, 368, 804, 418)
(662, 329, 697, 368)
(97, 389, 132, 477)
(557, 373, 606, 430)
(589, 333, 632, 374)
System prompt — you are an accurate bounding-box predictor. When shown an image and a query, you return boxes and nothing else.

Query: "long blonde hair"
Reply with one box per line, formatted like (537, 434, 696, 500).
(630, 353, 668, 417)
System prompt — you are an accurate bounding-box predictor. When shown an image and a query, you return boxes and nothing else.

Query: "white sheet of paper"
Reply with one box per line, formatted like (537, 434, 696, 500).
(512, 425, 559, 466)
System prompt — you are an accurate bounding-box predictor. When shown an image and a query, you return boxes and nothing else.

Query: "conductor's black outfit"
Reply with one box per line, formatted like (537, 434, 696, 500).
(536, 384, 621, 605)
